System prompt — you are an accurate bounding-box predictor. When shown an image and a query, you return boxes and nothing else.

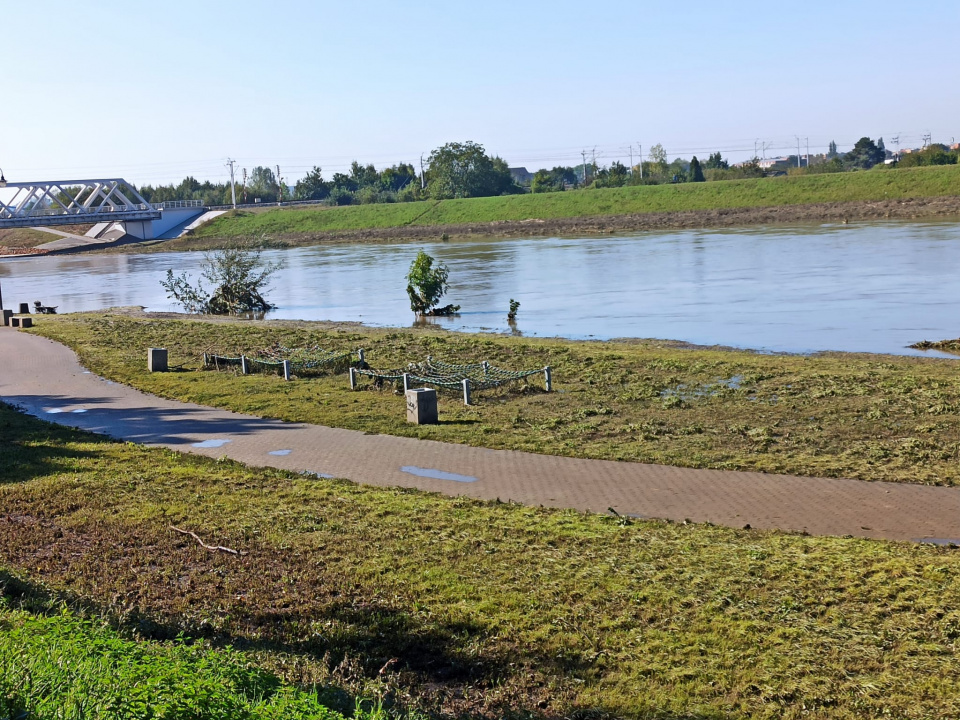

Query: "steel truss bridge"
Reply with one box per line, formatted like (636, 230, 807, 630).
(0, 179, 160, 229)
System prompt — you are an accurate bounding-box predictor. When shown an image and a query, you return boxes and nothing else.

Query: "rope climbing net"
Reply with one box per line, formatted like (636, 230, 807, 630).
(353, 355, 550, 393)
(203, 345, 356, 377)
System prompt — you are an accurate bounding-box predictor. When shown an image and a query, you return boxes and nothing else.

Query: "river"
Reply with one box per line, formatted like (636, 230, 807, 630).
(2, 220, 960, 357)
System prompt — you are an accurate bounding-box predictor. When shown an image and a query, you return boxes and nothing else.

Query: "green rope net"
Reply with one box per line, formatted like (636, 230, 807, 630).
(355, 356, 547, 392)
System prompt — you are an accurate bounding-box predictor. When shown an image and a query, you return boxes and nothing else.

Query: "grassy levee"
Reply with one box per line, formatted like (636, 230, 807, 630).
(30, 313, 960, 485)
(0, 606, 360, 720)
(193, 165, 960, 239)
(3, 401, 960, 718)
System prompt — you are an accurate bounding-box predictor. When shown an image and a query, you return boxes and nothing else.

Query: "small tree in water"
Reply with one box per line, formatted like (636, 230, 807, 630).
(161, 245, 282, 315)
(406, 250, 460, 316)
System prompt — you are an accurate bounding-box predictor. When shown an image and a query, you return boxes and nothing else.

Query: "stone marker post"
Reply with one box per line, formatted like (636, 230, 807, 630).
(406, 388, 438, 424)
(241, 356, 250, 375)
(147, 348, 168, 372)
(462, 378, 472, 406)
(349, 367, 358, 390)
(283, 360, 292, 381)
(544, 366, 552, 392)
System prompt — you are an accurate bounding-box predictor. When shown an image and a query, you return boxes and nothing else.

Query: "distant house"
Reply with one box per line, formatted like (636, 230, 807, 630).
(951, 143, 960, 151)
(509, 167, 534, 185)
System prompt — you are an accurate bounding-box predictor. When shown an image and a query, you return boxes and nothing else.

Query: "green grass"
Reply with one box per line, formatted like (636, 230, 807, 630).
(191, 165, 960, 240)
(31, 313, 960, 485)
(4, 400, 960, 718)
(0, 227, 55, 250)
(0, 607, 362, 720)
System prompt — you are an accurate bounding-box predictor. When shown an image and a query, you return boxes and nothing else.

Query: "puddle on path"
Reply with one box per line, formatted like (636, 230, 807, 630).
(401, 466, 478, 483)
(300, 470, 335, 479)
(192, 438, 232, 448)
(661, 374, 745, 401)
(917, 538, 960, 546)
(268, 449, 292, 456)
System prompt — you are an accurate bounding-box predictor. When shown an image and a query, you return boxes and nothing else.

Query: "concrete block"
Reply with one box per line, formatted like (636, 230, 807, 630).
(17, 317, 32, 329)
(18, 303, 29, 314)
(406, 388, 438, 425)
(148, 347, 168, 372)
(2, 309, 12, 326)
(10, 317, 20, 328)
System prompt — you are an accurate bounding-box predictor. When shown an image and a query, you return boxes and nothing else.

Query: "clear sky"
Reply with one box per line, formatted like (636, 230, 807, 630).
(3, 0, 958, 187)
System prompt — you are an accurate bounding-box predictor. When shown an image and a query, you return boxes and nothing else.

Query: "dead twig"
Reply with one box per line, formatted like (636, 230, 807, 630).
(170, 525, 241, 555)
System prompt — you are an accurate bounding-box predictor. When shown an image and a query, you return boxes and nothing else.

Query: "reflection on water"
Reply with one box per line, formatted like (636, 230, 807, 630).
(3, 220, 960, 356)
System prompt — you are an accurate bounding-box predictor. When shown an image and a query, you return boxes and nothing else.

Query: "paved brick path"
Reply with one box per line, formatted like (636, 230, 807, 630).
(2, 327, 959, 543)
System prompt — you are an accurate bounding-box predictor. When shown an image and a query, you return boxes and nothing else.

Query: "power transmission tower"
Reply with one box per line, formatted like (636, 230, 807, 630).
(225, 158, 238, 208)
(922, 132, 932, 148)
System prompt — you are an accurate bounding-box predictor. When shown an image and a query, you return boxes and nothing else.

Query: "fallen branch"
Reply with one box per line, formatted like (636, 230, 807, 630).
(170, 525, 241, 555)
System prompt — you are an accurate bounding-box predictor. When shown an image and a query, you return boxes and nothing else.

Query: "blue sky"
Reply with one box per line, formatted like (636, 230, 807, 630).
(3, 0, 958, 186)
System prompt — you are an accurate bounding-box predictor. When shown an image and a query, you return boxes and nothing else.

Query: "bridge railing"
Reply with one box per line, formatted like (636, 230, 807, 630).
(152, 200, 204, 210)
(0, 204, 153, 219)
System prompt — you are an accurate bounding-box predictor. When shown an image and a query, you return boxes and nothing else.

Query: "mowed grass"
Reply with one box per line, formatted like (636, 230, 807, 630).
(32, 313, 960, 485)
(0, 227, 55, 249)
(3, 401, 960, 718)
(192, 165, 960, 239)
(0, 607, 361, 720)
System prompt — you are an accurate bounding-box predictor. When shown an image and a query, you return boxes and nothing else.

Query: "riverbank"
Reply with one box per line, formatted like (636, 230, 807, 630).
(4, 400, 960, 718)
(27, 311, 960, 486)
(149, 165, 960, 252)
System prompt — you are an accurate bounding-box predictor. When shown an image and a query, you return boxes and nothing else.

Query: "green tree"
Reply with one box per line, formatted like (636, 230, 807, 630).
(531, 169, 556, 193)
(845, 137, 884, 169)
(704, 152, 728, 170)
(247, 166, 278, 202)
(427, 141, 518, 199)
(161, 244, 282, 315)
(689, 156, 705, 182)
(294, 166, 330, 201)
(827, 140, 839, 159)
(405, 250, 459, 316)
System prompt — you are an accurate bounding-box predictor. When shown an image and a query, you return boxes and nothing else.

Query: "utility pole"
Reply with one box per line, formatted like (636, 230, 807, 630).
(638, 142, 643, 179)
(627, 145, 633, 173)
(242, 168, 248, 204)
(891, 134, 900, 161)
(806, 137, 810, 166)
(581, 149, 588, 185)
(796, 137, 801, 167)
(225, 158, 237, 208)
(276, 165, 283, 206)
(419, 154, 426, 190)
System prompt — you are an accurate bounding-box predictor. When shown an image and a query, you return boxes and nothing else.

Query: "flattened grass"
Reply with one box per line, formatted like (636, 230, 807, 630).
(33, 312, 960, 485)
(192, 165, 960, 240)
(3, 402, 960, 718)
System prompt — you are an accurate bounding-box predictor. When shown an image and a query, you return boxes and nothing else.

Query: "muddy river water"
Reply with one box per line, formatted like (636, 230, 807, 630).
(3, 220, 960, 357)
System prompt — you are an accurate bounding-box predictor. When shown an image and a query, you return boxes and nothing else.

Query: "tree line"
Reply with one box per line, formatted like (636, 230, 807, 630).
(137, 136, 960, 207)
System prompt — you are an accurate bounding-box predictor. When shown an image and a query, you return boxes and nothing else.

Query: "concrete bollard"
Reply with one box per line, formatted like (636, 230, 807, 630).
(2, 309, 12, 326)
(462, 378, 472, 406)
(357, 348, 365, 366)
(10, 317, 20, 328)
(283, 360, 292, 381)
(349, 367, 358, 390)
(241, 356, 250, 375)
(406, 388, 438, 425)
(18, 317, 32, 329)
(18, 303, 29, 314)
(147, 348, 168, 372)
(202, 353, 209, 368)
(544, 366, 552, 392)
(402, 373, 410, 392)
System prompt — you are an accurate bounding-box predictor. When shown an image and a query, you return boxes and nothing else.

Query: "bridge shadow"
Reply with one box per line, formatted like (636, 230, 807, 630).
(3, 393, 299, 448)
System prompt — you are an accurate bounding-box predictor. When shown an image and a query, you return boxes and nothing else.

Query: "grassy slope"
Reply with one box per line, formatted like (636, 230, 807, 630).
(3, 401, 960, 719)
(193, 165, 960, 238)
(31, 314, 960, 485)
(0, 227, 55, 249)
